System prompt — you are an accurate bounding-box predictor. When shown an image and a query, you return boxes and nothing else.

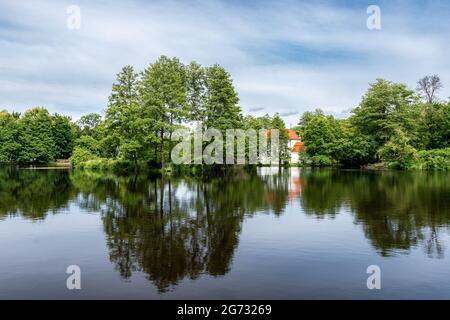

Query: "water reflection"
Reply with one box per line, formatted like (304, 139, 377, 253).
(0, 166, 449, 291)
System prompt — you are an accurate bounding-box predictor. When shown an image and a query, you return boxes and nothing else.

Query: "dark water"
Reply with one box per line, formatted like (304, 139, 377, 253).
(0, 167, 449, 299)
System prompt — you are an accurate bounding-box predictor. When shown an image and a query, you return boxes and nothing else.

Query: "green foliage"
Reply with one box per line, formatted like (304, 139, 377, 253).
(52, 114, 76, 159)
(351, 79, 421, 158)
(75, 135, 101, 154)
(141, 56, 189, 167)
(2, 64, 448, 173)
(76, 113, 102, 138)
(18, 107, 57, 163)
(411, 149, 450, 170)
(70, 147, 98, 168)
(309, 155, 333, 167)
(271, 113, 289, 165)
(0, 111, 21, 162)
(1, 109, 76, 163)
(298, 78, 449, 170)
(377, 128, 418, 168)
(422, 103, 450, 149)
(333, 120, 373, 166)
(302, 112, 341, 157)
(204, 64, 242, 131)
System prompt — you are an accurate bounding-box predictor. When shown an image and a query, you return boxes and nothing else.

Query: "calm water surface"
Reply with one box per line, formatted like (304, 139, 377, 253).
(0, 167, 449, 299)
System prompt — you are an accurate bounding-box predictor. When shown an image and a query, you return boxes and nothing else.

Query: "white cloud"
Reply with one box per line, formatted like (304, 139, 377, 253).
(0, 0, 449, 123)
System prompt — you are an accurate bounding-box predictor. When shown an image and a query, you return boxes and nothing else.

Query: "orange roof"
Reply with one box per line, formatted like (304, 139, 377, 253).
(287, 129, 300, 140)
(292, 141, 303, 153)
(266, 129, 301, 140)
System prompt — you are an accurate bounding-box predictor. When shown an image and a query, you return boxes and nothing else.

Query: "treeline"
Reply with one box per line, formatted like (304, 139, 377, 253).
(296, 76, 449, 170)
(1, 55, 289, 169)
(1, 55, 448, 170)
(0, 108, 76, 163)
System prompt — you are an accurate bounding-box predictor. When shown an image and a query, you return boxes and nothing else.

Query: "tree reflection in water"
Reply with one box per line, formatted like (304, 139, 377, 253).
(0, 166, 449, 291)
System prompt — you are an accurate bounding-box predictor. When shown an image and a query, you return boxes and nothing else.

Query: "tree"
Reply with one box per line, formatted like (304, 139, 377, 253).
(204, 64, 242, 131)
(104, 65, 144, 161)
(52, 113, 76, 159)
(417, 75, 443, 104)
(141, 56, 188, 167)
(302, 112, 341, 157)
(0, 111, 21, 162)
(377, 128, 417, 168)
(76, 113, 102, 138)
(422, 102, 450, 150)
(186, 61, 207, 123)
(270, 113, 289, 166)
(18, 107, 56, 163)
(334, 120, 372, 166)
(296, 108, 325, 134)
(351, 79, 420, 160)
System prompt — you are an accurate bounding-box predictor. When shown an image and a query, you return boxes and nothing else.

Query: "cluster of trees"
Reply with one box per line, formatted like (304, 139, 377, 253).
(71, 56, 289, 169)
(0, 56, 290, 168)
(1, 55, 448, 171)
(297, 76, 449, 169)
(0, 108, 77, 163)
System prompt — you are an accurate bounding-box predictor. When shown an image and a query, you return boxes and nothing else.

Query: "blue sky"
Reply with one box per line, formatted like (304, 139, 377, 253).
(1, 0, 449, 126)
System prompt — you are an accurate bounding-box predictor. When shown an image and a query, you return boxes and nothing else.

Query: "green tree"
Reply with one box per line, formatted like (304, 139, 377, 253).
(204, 64, 242, 131)
(377, 128, 417, 168)
(0, 110, 21, 162)
(302, 112, 341, 157)
(76, 113, 102, 138)
(52, 113, 76, 159)
(334, 120, 372, 166)
(422, 102, 450, 149)
(103, 64, 152, 166)
(186, 61, 207, 123)
(351, 79, 420, 160)
(141, 56, 188, 167)
(271, 113, 289, 166)
(18, 107, 56, 163)
(296, 108, 325, 134)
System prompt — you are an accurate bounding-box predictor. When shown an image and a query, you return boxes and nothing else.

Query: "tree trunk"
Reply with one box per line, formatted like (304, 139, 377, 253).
(160, 128, 165, 168)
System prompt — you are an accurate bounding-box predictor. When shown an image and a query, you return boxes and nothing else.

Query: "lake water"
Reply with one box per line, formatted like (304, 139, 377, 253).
(0, 167, 449, 299)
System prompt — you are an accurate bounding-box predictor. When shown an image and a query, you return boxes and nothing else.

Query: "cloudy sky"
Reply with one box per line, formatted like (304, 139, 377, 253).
(1, 0, 449, 126)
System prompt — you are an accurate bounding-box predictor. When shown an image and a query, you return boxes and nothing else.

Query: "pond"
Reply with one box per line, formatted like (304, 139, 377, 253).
(0, 167, 449, 299)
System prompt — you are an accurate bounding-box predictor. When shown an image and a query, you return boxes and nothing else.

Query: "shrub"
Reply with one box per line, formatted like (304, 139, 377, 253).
(70, 147, 97, 168)
(309, 155, 333, 167)
(410, 148, 450, 170)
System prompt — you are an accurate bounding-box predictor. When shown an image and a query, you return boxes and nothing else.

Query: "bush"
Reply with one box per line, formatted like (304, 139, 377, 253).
(410, 148, 450, 170)
(377, 128, 417, 169)
(70, 147, 97, 168)
(309, 155, 333, 167)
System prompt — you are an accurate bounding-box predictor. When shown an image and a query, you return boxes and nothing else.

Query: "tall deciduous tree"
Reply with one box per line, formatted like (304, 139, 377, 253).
(351, 79, 420, 160)
(104, 65, 144, 161)
(52, 114, 76, 159)
(76, 113, 102, 138)
(204, 64, 242, 131)
(186, 61, 207, 124)
(271, 113, 289, 166)
(141, 56, 188, 167)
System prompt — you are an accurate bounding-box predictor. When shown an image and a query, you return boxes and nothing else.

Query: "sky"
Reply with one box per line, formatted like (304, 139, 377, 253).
(1, 0, 449, 126)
